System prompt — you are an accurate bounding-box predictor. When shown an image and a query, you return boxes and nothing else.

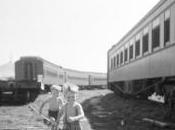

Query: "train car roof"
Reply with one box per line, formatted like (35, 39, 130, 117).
(108, 0, 166, 52)
(63, 67, 106, 75)
(19, 56, 63, 69)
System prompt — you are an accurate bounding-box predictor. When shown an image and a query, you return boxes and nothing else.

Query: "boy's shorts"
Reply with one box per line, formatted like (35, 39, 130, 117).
(48, 110, 59, 120)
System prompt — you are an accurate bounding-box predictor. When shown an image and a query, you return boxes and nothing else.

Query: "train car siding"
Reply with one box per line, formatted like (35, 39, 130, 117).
(107, 0, 175, 103)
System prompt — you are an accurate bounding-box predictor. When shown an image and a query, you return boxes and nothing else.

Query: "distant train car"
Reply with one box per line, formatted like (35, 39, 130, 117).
(63, 68, 89, 88)
(15, 56, 64, 85)
(89, 73, 107, 88)
(108, 0, 175, 102)
(14, 56, 64, 101)
(64, 68, 107, 89)
(41, 59, 64, 86)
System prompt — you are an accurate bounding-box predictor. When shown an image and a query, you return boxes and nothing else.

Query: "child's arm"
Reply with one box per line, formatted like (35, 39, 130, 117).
(69, 103, 84, 122)
(55, 105, 65, 125)
(39, 98, 50, 113)
(57, 97, 64, 110)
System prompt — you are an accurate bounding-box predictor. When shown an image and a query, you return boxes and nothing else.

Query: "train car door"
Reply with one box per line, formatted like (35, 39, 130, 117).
(24, 62, 33, 80)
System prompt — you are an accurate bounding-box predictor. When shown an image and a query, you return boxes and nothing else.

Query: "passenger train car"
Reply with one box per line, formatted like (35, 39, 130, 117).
(64, 68, 107, 89)
(13, 56, 106, 101)
(89, 72, 107, 89)
(15, 56, 65, 94)
(15, 57, 65, 85)
(108, 0, 175, 102)
(64, 68, 90, 87)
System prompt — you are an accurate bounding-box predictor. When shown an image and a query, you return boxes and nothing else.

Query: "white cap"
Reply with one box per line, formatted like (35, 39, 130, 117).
(51, 85, 62, 91)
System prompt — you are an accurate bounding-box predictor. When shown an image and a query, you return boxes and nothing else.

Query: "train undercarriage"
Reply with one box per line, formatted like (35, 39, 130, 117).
(108, 77, 175, 119)
(0, 81, 40, 103)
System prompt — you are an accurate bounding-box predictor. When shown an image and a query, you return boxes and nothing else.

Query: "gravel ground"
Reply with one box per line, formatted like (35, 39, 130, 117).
(0, 89, 174, 130)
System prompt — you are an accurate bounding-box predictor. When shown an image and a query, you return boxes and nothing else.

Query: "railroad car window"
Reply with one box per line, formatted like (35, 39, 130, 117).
(115, 55, 118, 68)
(114, 56, 116, 68)
(164, 9, 170, 45)
(164, 19, 170, 45)
(152, 18, 160, 49)
(124, 48, 128, 62)
(135, 40, 140, 57)
(113, 57, 115, 70)
(117, 54, 119, 67)
(111, 58, 113, 70)
(113, 57, 115, 69)
(152, 26, 160, 49)
(129, 45, 133, 59)
(142, 33, 149, 54)
(120, 51, 123, 64)
(112, 58, 114, 70)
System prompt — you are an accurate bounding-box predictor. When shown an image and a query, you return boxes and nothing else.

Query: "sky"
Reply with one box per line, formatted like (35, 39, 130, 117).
(0, 0, 160, 73)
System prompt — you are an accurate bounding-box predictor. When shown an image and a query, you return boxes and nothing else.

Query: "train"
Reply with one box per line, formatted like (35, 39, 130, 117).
(107, 0, 175, 105)
(63, 68, 107, 89)
(0, 56, 106, 102)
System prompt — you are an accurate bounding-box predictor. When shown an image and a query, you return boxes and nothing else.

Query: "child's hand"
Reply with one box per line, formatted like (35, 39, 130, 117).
(50, 117, 56, 125)
(68, 117, 76, 122)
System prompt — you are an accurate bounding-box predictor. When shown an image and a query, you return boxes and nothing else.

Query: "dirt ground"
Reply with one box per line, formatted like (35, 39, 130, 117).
(0, 89, 174, 130)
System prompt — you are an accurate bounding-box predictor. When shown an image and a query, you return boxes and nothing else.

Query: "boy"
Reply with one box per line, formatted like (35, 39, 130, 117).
(39, 85, 63, 121)
(55, 83, 84, 130)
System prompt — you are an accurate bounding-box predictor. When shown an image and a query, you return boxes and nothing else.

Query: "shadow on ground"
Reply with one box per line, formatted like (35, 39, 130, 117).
(81, 92, 175, 130)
